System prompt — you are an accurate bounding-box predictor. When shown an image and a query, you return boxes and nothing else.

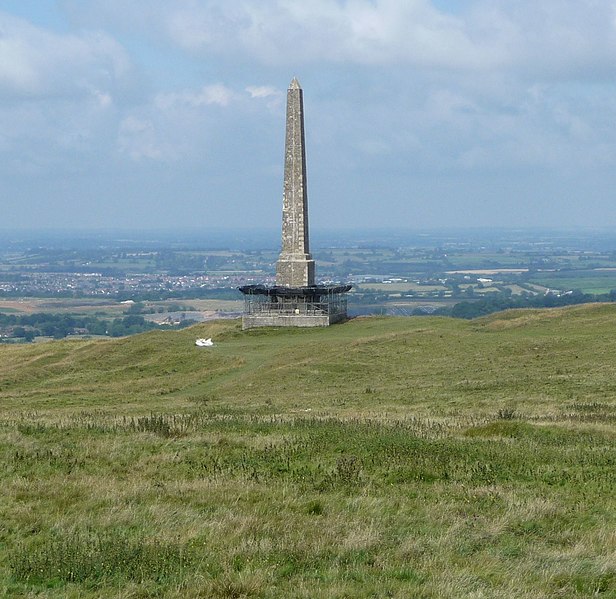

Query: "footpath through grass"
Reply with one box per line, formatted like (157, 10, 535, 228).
(0, 305, 615, 597)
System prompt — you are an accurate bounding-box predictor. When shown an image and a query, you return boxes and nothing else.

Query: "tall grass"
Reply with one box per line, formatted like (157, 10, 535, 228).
(11, 528, 194, 585)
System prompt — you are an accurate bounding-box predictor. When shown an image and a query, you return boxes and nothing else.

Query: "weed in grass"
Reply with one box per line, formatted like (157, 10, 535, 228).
(497, 407, 517, 420)
(10, 528, 196, 586)
(552, 568, 616, 596)
(211, 573, 264, 598)
(306, 500, 325, 516)
(335, 455, 363, 486)
(128, 414, 176, 437)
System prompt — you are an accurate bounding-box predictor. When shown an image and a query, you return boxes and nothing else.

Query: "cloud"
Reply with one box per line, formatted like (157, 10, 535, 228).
(100, 0, 616, 79)
(0, 11, 131, 99)
(117, 116, 163, 161)
(246, 85, 280, 99)
(155, 84, 235, 110)
(117, 82, 265, 162)
(0, 11, 137, 175)
(56, 1, 616, 80)
(161, 0, 488, 68)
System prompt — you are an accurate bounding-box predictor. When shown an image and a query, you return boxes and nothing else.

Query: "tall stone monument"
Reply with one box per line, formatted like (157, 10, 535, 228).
(239, 78, 351, 329)
(276, 78, 316, 288)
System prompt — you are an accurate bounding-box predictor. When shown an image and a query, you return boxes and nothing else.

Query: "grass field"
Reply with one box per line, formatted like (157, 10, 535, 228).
(175, 299, 243, 312)
(528, 270, 616, 294)
(1, 305, 615, 597)
(0, 299, 127, 316)
(0, 298, 242, 318)
(356, 283, 447, 293)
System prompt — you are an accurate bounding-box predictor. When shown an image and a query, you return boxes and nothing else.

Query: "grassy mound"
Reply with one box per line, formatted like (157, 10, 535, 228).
(0, 306, 615, 597)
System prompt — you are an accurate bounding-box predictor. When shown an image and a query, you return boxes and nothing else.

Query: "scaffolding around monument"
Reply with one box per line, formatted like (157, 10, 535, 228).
(239, 284, 351, 329)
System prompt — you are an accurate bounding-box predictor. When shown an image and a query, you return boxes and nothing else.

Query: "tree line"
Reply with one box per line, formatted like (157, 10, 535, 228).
(0, 312, 196, 342)
(439, 289, 615, 319)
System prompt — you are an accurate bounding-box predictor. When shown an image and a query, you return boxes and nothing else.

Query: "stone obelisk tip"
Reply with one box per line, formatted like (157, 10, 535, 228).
(289, 77, 301, 90)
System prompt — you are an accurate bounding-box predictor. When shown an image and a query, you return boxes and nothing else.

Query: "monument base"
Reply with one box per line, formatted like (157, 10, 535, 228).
(242, 311, 345, 329)
(238, 284, 351, 330)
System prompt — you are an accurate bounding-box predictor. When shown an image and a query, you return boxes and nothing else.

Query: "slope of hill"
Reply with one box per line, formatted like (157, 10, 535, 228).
(1, 305, 615, 597)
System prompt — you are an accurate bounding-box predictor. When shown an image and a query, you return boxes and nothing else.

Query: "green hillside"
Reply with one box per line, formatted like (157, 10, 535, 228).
(1, 305, 615, 597)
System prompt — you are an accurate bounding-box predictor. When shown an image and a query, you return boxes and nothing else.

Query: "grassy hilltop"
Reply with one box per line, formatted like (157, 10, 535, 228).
(1, 305, 615, 598)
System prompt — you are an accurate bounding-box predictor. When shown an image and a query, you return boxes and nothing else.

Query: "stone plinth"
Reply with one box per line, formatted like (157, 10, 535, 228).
(276, 256, 315, 288)
(242, 312, 344, 330)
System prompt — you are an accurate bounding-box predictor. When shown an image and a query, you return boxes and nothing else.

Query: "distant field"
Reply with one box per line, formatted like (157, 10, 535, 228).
(0, 298, 243, 317)
(444, 254, 529, 267)
(180, 299, 243, 312)
(356, 283, 447, 292)
(0, 299, 127, 316)
(529, 270, 616, 294)
(446, 268, 529, 275)
(504, 284, 528, 295)
(0, 306, 615, 597)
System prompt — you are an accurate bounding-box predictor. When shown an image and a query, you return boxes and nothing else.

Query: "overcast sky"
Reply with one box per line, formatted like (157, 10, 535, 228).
(2, 0, 616, 231)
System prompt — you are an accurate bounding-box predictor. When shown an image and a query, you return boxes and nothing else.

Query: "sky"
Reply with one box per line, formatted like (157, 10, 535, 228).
(2, 0, 616, 231)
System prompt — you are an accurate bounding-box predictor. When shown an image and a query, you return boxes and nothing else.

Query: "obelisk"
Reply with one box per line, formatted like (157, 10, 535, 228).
(238, 77, 350, 329)
(276, 77, 316, 287)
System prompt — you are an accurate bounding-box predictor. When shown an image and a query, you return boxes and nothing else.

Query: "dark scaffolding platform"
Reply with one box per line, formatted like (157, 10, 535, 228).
(238, 284, 352, 330)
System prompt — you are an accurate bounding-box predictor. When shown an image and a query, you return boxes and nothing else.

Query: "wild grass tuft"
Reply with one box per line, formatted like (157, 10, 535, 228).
(10, 528, 195, 585)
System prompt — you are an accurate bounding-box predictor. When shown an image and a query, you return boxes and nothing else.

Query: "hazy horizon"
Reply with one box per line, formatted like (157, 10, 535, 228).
(4, 226, 616, 253)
